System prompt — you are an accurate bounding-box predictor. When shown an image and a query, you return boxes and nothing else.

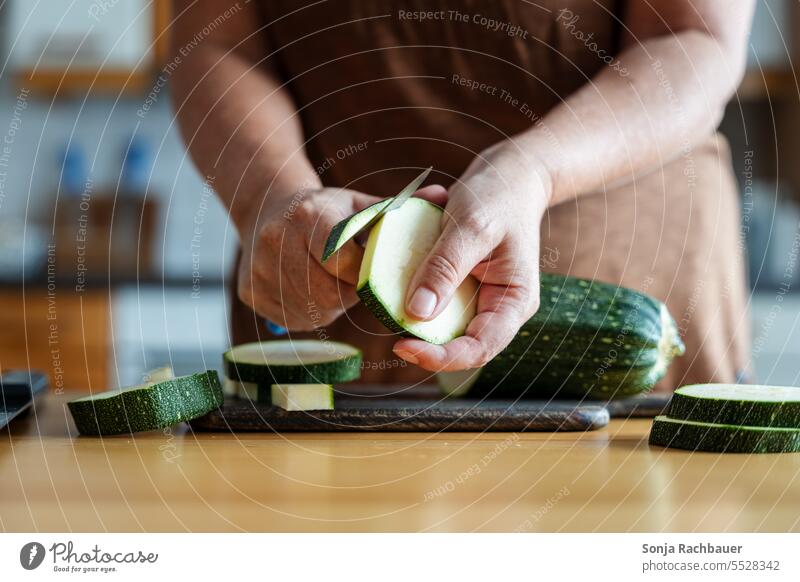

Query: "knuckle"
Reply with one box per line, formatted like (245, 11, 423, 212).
(461, 212, 492, 236)
(474, 345, 496, 367)
(424, 253, 461, 288)
(259, 224, 284, 248)
(293, 200, 312, 221)
(511, 287, 534, 314)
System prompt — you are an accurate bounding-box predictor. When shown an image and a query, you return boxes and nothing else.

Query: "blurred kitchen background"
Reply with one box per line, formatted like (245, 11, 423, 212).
(0, 0, 798, 391)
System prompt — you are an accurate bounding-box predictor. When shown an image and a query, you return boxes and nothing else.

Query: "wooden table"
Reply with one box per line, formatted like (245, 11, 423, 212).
(3, 394, 800, 532)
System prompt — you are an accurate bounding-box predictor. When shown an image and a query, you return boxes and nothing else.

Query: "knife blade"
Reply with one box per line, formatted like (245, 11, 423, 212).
(350, 166, 432, 238)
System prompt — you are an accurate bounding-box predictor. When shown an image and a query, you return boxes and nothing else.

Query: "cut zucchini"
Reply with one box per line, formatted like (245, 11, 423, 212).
(269, 384, 335, 411)
(322, 198, 392, 261)
(224, 340, 362, 384)
(437, 273, 684, 400)
(437, 368, 481, 398)
(223, 377, 259, 399)
(667, 384, 800, 428)
(649, 415, 800, 453)
(143, 366, 175, 384)
(357, 197, 478, 344)
(68, 371, 223, 436)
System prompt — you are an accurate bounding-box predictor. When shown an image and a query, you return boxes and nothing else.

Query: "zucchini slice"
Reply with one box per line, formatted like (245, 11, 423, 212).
(222, 377, 259, 400)
(322, 198, 392, 262)
(649, 415, 800, 453)
(224, 340, 362, 384)
(357, 198, 478, 344)
(437, 272, 685, 400)
(269, 384, 335, 411)
(667, 384, 800, 428)
(67, 371, 223, 436)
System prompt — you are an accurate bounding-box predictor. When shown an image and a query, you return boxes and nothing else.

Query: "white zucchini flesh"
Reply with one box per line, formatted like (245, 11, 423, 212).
(271, 384, 334, 411)
(227, 340, 358, 365)
(437, 368, 482, 397)
(667, 383, 800, 427)
(357, 198, 478, 344)
(223, 377, 259, 399)
(676, 384, 800, 401)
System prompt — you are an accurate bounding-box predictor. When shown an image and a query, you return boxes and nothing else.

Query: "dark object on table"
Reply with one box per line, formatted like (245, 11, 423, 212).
(0, 370, 49, 429)
(191, 384, 610, 432)
(602, 392, 672, 418)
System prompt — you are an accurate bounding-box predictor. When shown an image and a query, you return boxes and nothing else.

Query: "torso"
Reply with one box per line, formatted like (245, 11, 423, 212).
(257, 0, 622, 192)
(233, 1, 750, 388)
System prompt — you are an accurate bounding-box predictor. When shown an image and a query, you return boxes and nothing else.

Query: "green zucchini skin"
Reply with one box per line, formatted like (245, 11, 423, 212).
(224, 342, 362, 384)
(649, 415, 800, 453)
(447, 273, 685, 400)
(322, 199, 391, 262)
(667, 385, 800, 428)
(225, 356, 361, 384)
(68, 371, 223, 436)
(356, 281, 413, 338)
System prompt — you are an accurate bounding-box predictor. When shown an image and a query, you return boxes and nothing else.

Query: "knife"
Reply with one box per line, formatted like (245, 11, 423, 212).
(265, 166, 433, 336)
(0, 370, 49, 429)
(349, 166, 432, 239)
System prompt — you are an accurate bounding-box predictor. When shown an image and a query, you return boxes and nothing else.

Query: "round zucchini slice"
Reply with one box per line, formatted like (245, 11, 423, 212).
(649, 415, 800, 453)
(224, 340, 362, 384)
(667, 384, 800, 428)
(68, 370, 223, 436)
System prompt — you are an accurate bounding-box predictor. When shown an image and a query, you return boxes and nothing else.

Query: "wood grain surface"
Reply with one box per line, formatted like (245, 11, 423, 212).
(4, 393, 800, 532)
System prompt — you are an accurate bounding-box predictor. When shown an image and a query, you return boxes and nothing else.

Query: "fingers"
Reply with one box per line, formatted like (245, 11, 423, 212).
(296, 250, 361, 314)
(305, 191, 381, 285)
(352, 190, 386, 212)
(412, 184, 448, 207)
(404, 217, 493, 321)
(312, 187, 448, 285)
(240, 230, 359, 332)
(252, 263, 358, 331)
(272, 236, 359, 330)
(393, 282, 538, 371)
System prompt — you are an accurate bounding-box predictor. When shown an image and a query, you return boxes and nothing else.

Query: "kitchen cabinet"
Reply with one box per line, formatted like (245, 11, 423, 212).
(0, 282, 229, 392)
(0, 288, 109, 391)
(6, 0, 171, 97)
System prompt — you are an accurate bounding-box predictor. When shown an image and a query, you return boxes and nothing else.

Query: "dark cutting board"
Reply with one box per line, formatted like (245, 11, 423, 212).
(604, 392, 672, 417)
(187, 384, 661, 433)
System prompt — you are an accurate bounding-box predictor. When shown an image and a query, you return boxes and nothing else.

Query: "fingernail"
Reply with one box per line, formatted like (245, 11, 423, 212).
(394, 349, 419, 365)
(408, 287, 437, 318)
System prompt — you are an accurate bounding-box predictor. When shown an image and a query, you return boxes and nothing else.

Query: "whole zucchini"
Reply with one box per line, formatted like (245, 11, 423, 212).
(437, 273, 685, 400)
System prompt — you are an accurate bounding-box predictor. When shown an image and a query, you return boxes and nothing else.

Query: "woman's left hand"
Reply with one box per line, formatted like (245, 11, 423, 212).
(393, 142, 552, 371)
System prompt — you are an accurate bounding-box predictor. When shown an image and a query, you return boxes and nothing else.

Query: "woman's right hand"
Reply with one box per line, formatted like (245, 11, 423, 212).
(237, 187, 382, 331)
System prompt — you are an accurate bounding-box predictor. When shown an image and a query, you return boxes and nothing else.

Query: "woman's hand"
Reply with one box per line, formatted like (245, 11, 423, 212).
(237, 187, 382, 331)
(393, 143, 552, 371)
(238, 184, 450, 331)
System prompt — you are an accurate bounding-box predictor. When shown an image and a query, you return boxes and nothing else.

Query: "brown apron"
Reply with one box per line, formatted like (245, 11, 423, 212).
(231, 1, 751, 390)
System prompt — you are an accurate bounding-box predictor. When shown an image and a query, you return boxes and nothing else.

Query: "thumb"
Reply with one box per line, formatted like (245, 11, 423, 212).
(405, 220, 489, 321)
